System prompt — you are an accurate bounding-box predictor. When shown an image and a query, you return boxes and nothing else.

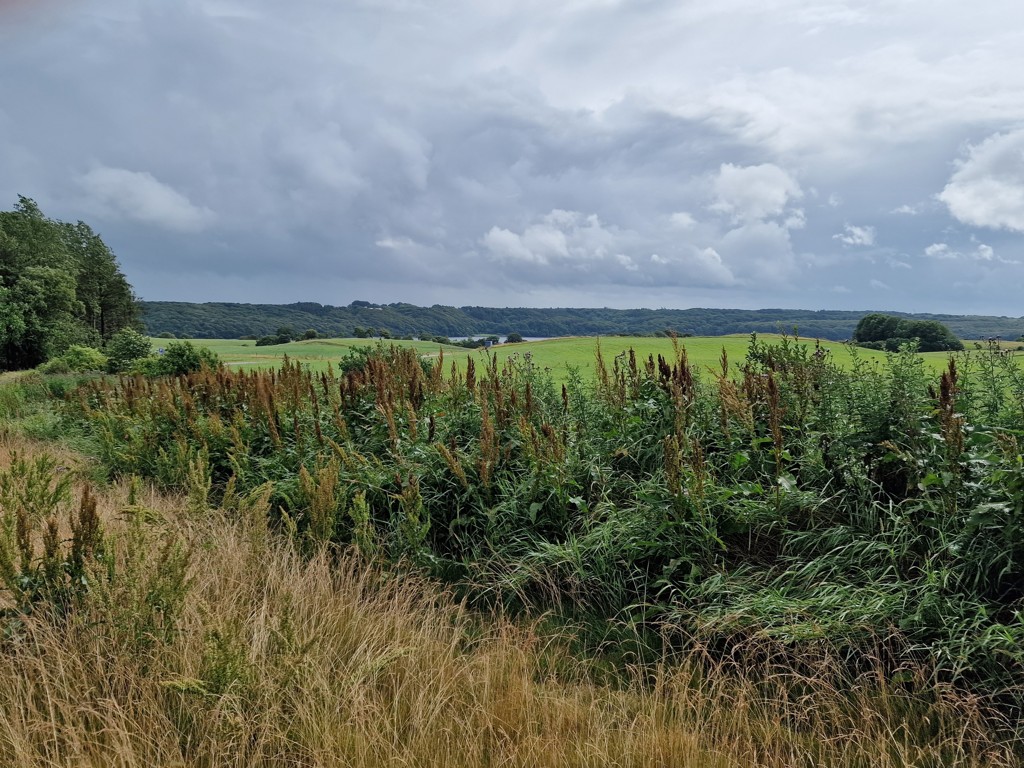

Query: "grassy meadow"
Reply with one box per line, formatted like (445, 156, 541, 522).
(183, 333, 1024, 382)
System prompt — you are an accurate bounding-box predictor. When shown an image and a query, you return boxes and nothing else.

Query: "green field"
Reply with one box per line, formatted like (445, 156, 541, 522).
(175, 334, 1024, 382)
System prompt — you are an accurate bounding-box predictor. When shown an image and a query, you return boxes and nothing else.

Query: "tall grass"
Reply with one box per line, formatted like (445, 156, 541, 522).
(50, 336, 1024, 713)
(0, 435, 1016, 767)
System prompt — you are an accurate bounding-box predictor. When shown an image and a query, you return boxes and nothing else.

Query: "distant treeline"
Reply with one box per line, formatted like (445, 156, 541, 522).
(139, 300, 1024, 341)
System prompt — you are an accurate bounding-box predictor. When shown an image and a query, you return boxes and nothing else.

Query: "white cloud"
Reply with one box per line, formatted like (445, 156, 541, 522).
(669, 211, 696, 229)
(616, 253, 638, 271)
(375, 236, 415, 250)
(709, 163, 802, 224)
(923, 241, 1008, 263)
(924, 242, 954, 258)
(939, 130, 1024, 232)
(692, 247, 735, 285)
(870, 279, 891, 290)
(833, 223, 875, 246)
(482, 226, 542, 263)
(481, 210, 615, 266)
(78, 167, 215, 233)
(892, 203, 921, 215)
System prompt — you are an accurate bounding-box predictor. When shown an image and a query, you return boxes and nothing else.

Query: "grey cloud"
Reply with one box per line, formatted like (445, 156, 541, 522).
(78, 167, 215, 233)
(2, 0, 1024, 313)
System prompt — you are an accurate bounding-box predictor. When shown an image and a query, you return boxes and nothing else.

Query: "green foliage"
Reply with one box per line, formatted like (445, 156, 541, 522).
(854, 313, 964, 352)
(42, 344, 108, 373)
(337, 344, 379, 374)
(505, 332, 524, 343)
(0, 454, 96, 619)
(58, 337, 1024, 710)
(139, 299, 1024, 341)
(105, 328, 152, 373)
(0, 197, 137, 371)
(154, 341, 221, 376)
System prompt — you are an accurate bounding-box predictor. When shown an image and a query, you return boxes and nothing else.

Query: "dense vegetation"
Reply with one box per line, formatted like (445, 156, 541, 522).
(854, 312, 966, 352)
(56, 335, 1024, 723)
(140, 300, 1024, 341)
(0, 433, 1013, 766)
(0, 197, 137, 371)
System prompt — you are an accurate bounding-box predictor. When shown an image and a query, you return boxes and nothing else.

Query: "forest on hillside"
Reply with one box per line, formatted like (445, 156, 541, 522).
(140, 300, 1024, 341)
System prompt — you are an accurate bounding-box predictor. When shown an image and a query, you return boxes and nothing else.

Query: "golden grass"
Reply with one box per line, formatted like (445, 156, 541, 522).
(0, 435, 1017, 767)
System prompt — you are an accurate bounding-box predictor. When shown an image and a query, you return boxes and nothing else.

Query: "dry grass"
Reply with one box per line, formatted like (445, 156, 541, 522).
(0, 435, 1017, 767)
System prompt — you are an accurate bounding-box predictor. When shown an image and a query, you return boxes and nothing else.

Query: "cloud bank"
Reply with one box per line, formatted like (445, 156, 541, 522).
(1, 0, 1023, 314)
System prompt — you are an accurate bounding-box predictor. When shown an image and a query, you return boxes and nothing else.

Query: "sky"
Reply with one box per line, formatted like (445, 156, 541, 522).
(2, 0, 1023, 314)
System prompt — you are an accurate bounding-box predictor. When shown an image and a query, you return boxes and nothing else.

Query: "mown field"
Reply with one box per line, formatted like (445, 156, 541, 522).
(179, 334, 1016, 380)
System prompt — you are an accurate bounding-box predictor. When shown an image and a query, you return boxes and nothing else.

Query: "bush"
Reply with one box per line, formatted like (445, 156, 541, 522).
(126, 342, 221, 377)
(302, 329, 318, 340)
(37, 358, 72, 375)
(338, 345, 377, 375)
(255, 335, 292, 347)
(37, 345, 108, 375)
(127, 357, 165, 376)
(157, 341, 220, 375)
(60, 345, 108, 372)
(156, 331, 176, 339)
(853, 313, 963, 353)
(106, 329, 152, 373)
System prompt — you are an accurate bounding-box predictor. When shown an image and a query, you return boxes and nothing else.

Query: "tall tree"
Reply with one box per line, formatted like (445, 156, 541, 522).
(0, 198, 79, 369)
(61, 220, 138, 342)
(0, 197, 138, 370)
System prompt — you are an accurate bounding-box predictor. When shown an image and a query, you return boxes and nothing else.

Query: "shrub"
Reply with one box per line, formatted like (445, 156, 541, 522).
(37, 358, 72, 375)
(853, 313, 963, 352)
(338, 345, 377, 374)
(157, 341, 220, 375)
(255, 335, 292, 347)
(127, 356, 165, 376)
(156, 331, 176, 339)
(106, 328, 152, 373)
(60, 345, 108, 372)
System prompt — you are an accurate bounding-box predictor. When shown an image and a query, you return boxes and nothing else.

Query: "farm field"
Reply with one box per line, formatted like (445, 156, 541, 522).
(179, 334, 1024, 381)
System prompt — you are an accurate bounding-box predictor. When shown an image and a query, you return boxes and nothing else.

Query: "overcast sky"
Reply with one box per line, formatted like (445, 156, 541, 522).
(2, 0, 1023, 313)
